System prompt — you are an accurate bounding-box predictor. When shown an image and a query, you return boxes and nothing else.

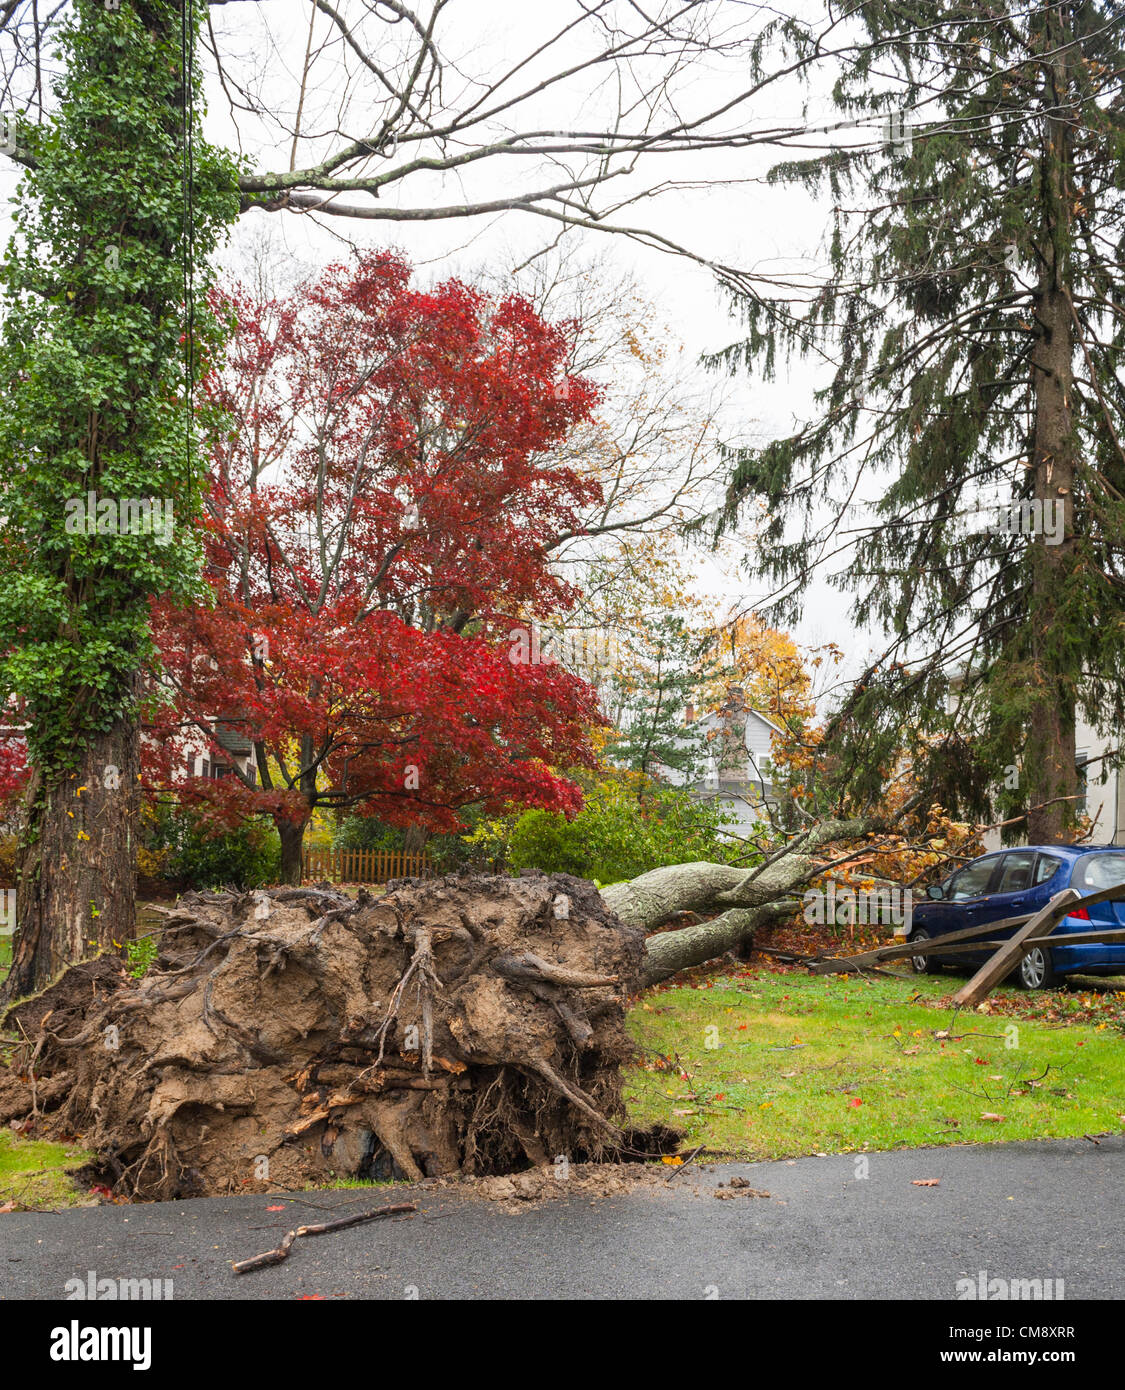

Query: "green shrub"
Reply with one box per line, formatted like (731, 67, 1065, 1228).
(507, 780, 743, 885)
(126, 935, 159, 979)
(333, 816, 404, 853)
(145, 800, 280, 890)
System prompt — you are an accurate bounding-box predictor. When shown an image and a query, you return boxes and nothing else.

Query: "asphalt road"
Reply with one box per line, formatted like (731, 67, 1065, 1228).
(3, 1135, 1121, 1300)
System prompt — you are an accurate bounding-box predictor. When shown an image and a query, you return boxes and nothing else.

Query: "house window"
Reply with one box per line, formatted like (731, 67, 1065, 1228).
(1076, 750, 1089, 816)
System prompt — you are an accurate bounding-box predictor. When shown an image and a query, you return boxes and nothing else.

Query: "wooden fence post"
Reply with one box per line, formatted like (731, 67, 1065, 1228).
(949, 889, 1079, 1008)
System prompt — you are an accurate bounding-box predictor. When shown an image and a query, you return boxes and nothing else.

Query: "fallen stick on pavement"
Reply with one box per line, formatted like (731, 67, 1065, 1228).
(232, 1202, 418, 1274)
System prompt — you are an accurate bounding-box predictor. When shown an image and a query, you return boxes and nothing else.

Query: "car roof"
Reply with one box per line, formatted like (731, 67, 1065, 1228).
(1001, 845, 1124, 857)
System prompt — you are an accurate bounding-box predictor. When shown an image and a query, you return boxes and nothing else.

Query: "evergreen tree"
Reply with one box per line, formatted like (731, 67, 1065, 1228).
(607, 615, 717, 786)
(710, 0, 1125, 841)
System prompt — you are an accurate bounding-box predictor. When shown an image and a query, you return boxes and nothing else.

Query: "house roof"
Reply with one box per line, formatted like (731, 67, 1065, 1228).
(214, 724, 253, 757)
(693, 704, 786, 737)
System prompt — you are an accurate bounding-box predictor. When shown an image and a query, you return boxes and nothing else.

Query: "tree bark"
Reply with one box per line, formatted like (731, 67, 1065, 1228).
(1025, 2, 1078, 844)
(3, 703, 140, 1001)
(277, 819, 306, 885)
(639, 902, 796, 987)
(403, 824, 430, 857)
(604, 809, 897, 986)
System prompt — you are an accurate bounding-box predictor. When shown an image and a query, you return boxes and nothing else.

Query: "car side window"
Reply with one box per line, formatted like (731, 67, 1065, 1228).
(947, 857, 999, 901)
(994, 851, 1036, 893)
(1033, 854, 1064, 886)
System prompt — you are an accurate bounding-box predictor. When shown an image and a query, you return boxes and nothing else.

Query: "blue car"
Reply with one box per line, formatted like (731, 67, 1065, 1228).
(907, 845, 1125, 989)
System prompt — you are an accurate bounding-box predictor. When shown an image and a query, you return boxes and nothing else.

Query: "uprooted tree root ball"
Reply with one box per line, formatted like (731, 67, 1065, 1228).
(0, 872, 679, 1200)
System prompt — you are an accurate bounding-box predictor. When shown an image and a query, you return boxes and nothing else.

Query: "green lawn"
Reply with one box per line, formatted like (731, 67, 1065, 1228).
(0, 1129, 95, 1210)
(625, 968, 1125, 1159)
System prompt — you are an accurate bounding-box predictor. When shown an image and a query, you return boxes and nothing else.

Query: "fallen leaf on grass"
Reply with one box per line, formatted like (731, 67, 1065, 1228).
(980, 1112, 1006, 1123)
(0, 1201, 16, 1214)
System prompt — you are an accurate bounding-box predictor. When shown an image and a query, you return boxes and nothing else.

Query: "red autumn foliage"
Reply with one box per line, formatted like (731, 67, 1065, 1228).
(0, 733, 27, 824)
(148, 251, 604, 875)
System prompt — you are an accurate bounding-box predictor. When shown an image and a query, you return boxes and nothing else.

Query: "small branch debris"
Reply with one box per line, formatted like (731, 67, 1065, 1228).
(232, 1201, 418, 1274)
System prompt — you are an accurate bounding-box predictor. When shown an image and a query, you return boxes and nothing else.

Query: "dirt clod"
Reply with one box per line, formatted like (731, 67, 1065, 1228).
(713, 1177, 770, 1199)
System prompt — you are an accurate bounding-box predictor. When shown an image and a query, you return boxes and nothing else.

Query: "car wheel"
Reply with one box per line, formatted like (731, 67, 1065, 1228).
(909, 928, 939, 974)
(1016, 945, 1055, 991)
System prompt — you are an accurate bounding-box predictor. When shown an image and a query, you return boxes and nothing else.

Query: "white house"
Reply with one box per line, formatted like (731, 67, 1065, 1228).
(661, 686, 786, 832)
(978, 713, 1125, 849)
(178, 720, 257, 783)
(1072, 716, 1125, 845)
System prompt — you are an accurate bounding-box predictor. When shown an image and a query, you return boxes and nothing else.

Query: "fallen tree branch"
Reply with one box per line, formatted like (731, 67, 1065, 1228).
(231, 1201, 418, 1274)
(638, 901, 798, 987)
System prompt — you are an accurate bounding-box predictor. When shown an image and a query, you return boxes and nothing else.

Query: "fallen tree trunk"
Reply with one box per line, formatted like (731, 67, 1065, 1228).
(605, 810, 893, 986)
(638, 902, 798, 987)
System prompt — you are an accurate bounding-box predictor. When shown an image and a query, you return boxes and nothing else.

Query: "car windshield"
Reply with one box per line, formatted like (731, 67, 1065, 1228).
(1071, 854, 1125, 893)
(948, 857, 998, 900)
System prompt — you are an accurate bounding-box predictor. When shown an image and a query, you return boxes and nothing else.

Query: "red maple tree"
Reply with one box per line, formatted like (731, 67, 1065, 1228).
(148, 252, 604, 880)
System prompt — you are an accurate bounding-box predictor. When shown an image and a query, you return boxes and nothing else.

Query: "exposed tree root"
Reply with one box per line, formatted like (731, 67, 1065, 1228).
(0, 872, 666, 1199)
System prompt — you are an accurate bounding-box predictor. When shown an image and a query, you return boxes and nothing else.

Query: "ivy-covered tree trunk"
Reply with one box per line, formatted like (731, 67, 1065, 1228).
(6, 703, 141, 994)
(0, 0, 239, 1000)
